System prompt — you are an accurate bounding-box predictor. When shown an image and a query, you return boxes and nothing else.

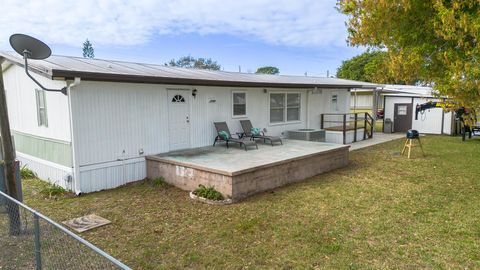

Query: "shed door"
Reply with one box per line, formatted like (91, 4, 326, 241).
(168, 90, 190, 151)
(394, 103, 412, 132)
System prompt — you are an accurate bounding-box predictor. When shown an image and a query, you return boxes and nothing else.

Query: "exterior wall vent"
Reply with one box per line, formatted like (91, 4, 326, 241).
(287, 129, 325, 142)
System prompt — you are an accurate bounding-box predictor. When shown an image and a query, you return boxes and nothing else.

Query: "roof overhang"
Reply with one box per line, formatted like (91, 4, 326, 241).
(50, 69, 369, 89)
(0, 51, 378, 89)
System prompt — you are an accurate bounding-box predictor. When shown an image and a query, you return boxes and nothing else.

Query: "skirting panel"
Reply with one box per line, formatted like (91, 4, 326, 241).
(78, 158, 146, 193)
(16, 152, 74, 191)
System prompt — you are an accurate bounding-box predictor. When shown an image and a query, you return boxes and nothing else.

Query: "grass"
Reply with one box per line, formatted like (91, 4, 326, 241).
(20, 164, 37, 179)
(21, 136, 480, 269)
(150, 177, 168, 188)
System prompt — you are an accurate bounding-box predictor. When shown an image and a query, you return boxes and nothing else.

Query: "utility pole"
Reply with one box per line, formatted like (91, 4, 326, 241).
(0, 62, 18, 199)
(0, 59, 21, 235)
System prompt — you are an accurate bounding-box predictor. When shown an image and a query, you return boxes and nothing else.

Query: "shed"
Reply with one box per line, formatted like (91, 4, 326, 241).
(381, 85, 454, 134)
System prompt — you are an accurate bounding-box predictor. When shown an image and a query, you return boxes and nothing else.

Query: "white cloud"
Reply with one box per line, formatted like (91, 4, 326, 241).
(0, 0, 348, 49)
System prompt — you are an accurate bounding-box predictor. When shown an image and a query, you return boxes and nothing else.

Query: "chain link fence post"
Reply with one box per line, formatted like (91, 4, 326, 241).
(34, 213, 42, 270)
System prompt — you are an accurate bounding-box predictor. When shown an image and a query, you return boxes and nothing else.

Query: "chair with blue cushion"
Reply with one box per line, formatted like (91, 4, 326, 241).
(239, 120, 282, 146)
(213, 122, 258, 151)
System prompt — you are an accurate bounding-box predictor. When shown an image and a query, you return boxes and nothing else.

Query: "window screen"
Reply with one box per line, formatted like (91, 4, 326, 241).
(232, 92, 246, 116)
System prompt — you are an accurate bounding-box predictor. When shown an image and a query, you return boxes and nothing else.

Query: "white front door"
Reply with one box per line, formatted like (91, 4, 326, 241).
(168, 90, 190, 151)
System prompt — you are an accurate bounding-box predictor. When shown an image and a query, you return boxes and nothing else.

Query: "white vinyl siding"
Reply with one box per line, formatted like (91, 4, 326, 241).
(35, 89, 48, 127)
(270, 92, 300, 123)
(232, 91, 246, 117)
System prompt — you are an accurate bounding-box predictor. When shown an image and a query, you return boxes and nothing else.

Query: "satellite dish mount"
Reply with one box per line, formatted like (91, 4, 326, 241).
(9, 34, 67, 95)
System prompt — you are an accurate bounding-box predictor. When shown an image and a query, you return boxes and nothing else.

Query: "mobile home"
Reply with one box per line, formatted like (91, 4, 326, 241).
(1, 51, 375, 193)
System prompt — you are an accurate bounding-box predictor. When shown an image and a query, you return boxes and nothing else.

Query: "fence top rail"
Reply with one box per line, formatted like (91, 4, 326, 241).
(0, 190, 131, 270)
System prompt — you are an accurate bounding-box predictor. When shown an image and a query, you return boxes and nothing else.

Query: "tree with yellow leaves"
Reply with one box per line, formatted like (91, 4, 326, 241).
(337, 0, 480, 109)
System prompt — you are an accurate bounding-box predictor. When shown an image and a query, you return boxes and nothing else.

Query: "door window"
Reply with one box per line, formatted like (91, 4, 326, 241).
(397, 105, 407, 115)
(172, 95, 185, 103)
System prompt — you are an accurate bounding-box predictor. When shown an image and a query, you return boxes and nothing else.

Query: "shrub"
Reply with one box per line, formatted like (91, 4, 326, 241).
(40, 182, 67, 199)
(193, 185, 224, 201)
(151, 177, 168, 188)
(20, 165, 37, 179)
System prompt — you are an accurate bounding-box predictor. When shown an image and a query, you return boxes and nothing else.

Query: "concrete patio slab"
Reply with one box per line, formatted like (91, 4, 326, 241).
(147, 139, 349, 201)
(349, 132, 404, 151)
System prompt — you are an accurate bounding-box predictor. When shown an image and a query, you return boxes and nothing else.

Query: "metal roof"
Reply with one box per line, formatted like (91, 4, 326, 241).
(352, 84, 441, 98)
(381, 84, 438, 98)
(0, 51, 377, 89)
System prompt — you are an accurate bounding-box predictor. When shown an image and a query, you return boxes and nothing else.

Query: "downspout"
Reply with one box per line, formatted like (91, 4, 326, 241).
(306, 89, 310, 129)
(66, 77, 81, 194)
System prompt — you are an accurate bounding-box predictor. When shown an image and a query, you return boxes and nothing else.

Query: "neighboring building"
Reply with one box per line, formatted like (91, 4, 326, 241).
(350, 88, 384, 111)
(0, 51, 375, 193)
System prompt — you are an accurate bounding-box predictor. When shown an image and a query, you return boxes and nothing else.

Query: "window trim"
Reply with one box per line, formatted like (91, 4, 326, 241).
(269, 91, 301, 125)
(331, 92, 339, 112)
(231, 91, 247, 118)
(35, 89, 48, 127)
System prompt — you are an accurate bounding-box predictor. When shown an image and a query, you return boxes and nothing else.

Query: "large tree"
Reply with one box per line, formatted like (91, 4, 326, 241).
(337, 0, 480, 108)
(82, 39, 94, 58)
(336, 50, 401, 83)
(166, 56, 221, 70)
(255, 66, 280, 75)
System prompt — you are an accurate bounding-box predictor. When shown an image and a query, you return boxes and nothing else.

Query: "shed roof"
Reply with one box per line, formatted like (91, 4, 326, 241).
(0, 51, 377, 89)
(381, 84, 438, 98)
(352, 84, 440, 98)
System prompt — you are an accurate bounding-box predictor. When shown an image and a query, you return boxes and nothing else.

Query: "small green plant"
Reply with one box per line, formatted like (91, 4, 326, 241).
(40, 182, 67, 199)
(151, 177, 168, 188)
(20, 165, 37, 179)
(193, 185, 224, 201)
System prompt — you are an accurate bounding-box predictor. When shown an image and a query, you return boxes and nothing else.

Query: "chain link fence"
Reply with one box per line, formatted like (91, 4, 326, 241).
(0, 190, 131, 270)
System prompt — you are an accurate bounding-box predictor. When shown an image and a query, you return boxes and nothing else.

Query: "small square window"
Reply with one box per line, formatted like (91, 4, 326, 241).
(397, 105, 407, 115)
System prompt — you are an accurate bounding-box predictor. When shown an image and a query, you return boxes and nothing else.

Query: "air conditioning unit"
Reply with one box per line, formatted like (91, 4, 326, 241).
(287, 129, 325, 142)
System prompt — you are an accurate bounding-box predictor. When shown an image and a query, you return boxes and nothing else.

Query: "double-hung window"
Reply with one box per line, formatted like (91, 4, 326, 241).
(270, 92, 300, 123)
(232, 91, 246, 117)
(35, 89, 48, 127)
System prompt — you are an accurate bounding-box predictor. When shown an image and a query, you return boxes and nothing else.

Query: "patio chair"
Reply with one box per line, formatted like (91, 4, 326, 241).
(213, 122, 258, 151)
(239, 120, 283, 146)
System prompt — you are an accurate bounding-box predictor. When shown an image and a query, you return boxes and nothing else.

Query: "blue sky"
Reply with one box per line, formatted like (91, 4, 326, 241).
(1, 0, 365, 76)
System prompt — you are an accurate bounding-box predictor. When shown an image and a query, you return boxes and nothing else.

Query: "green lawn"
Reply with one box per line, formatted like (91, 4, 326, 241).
(22, 136, 480, 269)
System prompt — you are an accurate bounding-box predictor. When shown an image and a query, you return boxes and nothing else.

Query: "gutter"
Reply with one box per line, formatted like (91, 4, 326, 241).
(66, 77, 82, 194)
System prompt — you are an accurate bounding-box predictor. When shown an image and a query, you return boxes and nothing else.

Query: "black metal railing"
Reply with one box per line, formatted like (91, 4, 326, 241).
(321, 112, 374, 144)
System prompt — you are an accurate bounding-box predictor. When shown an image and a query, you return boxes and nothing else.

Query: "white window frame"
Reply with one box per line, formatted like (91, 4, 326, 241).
(232, 91, 247, 118)
(331, 93, 339, 112)
(35, 89, 48, 127)
(269, 92, 301, 125)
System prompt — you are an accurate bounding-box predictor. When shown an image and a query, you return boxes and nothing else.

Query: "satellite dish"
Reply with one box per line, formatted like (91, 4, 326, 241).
(9, 34, 51, 60)
(8, 33, 67, 95)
